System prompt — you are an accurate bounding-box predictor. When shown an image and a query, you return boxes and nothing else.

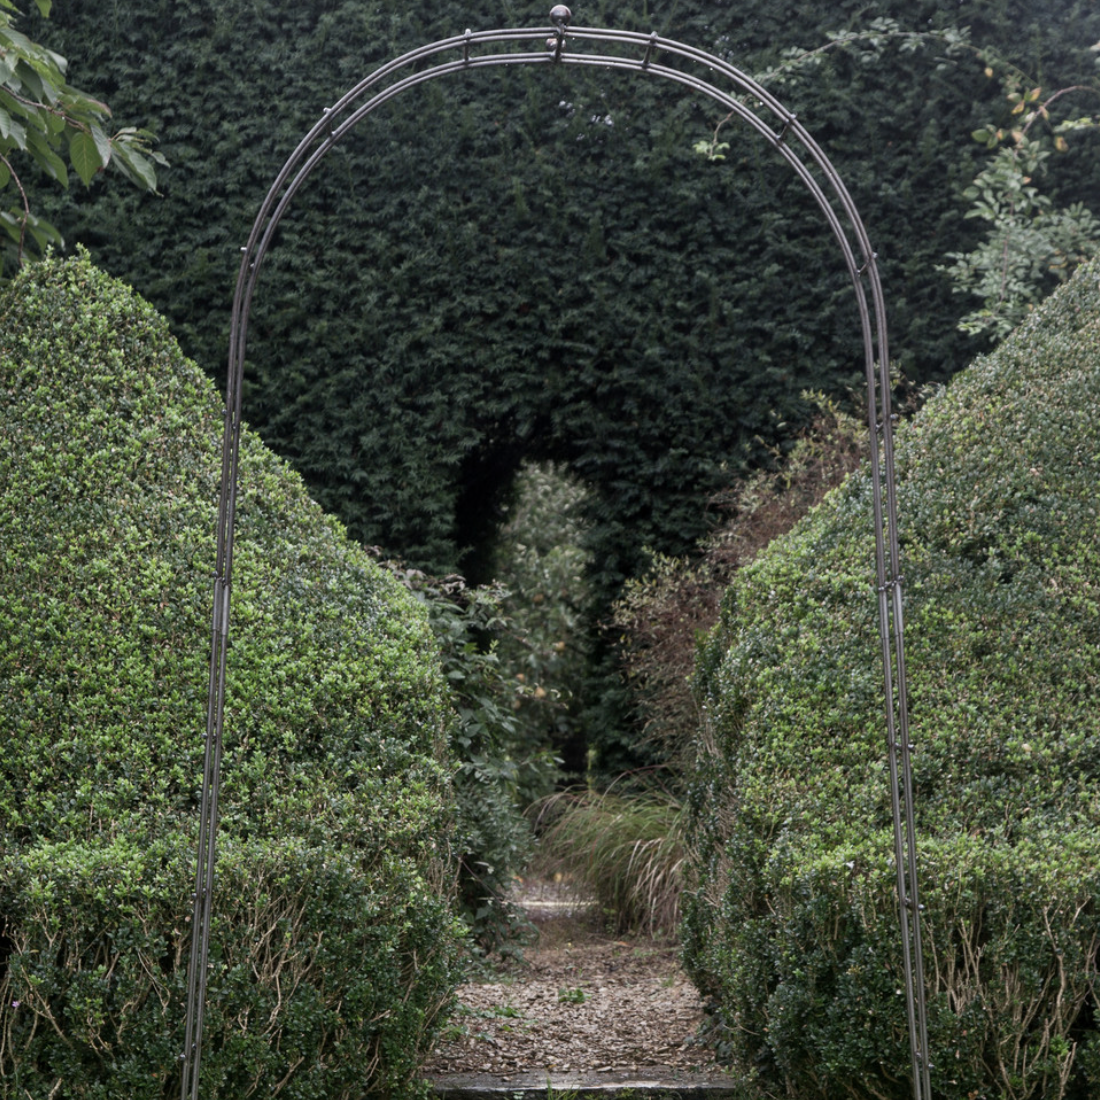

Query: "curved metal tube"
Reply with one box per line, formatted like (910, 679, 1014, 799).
(183, 18, 930, 1100)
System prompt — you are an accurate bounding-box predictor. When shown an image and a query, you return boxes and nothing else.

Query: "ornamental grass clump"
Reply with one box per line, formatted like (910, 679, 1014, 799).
(684, 262, 1100, 1099)
(531, 783, 685, 938)
(0, 253, 463, 1099)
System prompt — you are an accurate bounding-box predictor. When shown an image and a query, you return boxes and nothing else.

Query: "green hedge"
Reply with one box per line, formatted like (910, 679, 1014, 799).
(22, 0, 1100, 773)
(0, 253, 463, 1098)
(684, 262, 1100, 1099)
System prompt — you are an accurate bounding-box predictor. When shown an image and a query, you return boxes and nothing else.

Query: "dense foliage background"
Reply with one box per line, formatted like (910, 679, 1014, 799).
(684, 262, 1100, 1099)
(2, 3, 1099, 1090)
(0, 254, 463, 1098)
(19, 0, 1100, 768)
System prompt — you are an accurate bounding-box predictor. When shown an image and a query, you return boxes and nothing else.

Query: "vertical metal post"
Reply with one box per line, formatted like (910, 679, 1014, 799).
(861, 248, 931, 1098)
(180, 241, 250, 1099)
(877, 383, 933, 1100)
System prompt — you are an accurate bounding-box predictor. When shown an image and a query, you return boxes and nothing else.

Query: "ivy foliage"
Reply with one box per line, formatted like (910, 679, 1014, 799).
(0, 253, 463, 1099)
(683, 262, 1100, 1099)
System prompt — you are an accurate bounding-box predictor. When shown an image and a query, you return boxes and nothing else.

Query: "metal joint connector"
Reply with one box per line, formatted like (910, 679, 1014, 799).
(775, 113, 796, 145)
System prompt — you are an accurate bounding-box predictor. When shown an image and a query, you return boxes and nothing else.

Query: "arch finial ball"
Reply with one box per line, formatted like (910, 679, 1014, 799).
(550, 6, 572, 29)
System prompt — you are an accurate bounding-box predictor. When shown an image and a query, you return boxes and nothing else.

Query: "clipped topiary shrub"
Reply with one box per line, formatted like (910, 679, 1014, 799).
(684, 263, 1100, 1099)
(0, 253, 463, 1098)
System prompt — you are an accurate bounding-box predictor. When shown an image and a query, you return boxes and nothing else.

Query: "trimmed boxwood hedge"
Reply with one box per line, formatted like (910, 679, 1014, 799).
(684, 263, 1100, 1099)
(0, 253, 464, 1098)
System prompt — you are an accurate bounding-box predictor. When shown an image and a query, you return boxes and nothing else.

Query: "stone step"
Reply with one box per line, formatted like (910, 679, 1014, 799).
(427, 1069, 750, 1099)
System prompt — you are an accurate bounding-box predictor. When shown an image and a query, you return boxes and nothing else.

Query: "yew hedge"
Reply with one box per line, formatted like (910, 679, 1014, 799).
(0, 253, 463, 1098)
(684, 263, 1100, 1099)
(25, 0, 1100, 777)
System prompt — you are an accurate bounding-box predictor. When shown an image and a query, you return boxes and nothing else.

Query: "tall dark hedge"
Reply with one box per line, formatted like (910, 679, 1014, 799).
(0, 253, 463, 1099)
(23, 0, 1100, 767)
(683, 262, 1100, 1099)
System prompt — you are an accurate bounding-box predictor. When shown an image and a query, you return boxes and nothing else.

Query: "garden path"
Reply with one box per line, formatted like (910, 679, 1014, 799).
(422, 880, 738, 1095)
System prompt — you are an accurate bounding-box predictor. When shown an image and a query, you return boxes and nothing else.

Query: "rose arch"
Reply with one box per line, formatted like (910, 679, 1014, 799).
(181, 9, 933, 1098)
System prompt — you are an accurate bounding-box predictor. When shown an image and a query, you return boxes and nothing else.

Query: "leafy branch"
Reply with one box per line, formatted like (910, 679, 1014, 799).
(755, 17, 972, 88)
(0, 0, 167, 274)
(694, 19, 973, 159)
(694, 18, 1100, 341)
(941, 73, 1100, 338)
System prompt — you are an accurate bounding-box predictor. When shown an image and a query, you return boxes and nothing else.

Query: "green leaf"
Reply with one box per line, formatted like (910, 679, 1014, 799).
(0, 208, 25, 246)
(69, 129, 103, 186)
(25, 126, 67, 186)
(33, 0, 52, 15)
(89, 124, 111, 170)
(0, 105, 25, 148)
(111, 141, 156, 192)
(0, 88, 22, 118)
(13, 59, 51, 106)
(0, 160, 9, 189)
(23, 210, 62, 250)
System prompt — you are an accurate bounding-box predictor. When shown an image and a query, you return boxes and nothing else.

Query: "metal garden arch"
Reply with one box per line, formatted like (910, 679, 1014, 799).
(183, 8, 932, 1099)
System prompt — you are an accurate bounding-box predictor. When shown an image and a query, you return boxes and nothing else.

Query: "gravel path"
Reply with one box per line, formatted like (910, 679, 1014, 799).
(422, 882, 722, 1079)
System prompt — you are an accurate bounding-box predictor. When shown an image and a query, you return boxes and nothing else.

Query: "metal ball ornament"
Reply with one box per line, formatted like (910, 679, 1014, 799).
(549, 5, 572, 29)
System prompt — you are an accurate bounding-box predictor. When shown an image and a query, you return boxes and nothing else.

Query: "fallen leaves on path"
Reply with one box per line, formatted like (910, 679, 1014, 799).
(423, 884, 721, 1079)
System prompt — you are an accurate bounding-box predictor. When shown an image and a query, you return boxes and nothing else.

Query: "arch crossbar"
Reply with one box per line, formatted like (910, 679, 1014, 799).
(183, 16, 931, 1100)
